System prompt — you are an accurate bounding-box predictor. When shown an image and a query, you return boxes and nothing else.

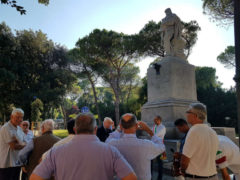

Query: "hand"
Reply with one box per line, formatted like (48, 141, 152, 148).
(22, 167, 27, 173)
(137, 121, 153, 137)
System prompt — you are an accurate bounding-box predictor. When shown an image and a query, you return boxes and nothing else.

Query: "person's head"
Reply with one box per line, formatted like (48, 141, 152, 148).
(174, 118, 189, 134)
(186, 103, 207, 125)
(67, 120, 75, 135)
(74, 113, 97, 134)
(21, 120, 30, 132)
(154, 116, 162, 125)
(120, 113, 138, 134)
(41, 119, 54, 134)
(10, 108, 24, 127)
(165, 8, 172, 16)
(103, 117, 113, 129)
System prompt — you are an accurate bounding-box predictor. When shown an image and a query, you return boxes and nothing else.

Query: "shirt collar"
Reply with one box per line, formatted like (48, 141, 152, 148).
(8, 121, 18, 130)
(122, 133, 137, 138)
(73, 134, 99, 142)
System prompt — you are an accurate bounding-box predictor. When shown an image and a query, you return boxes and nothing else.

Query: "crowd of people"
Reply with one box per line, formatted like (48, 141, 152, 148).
(0, 102, 239, 180)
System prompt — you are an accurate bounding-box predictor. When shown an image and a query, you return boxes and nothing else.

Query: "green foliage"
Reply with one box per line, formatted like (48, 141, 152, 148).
(196, 66, 237, 127)
(53, 129, 68, 139)
(76, 29, 139, 124)
(0, 22, 76, 119)
(217, 45, 235, 68)
(202, 0, 234, 24)
(1, 0, 49, 15)
(31, 98, 43, 122)
(132, 20, 201, 58)
(195, 66, 221, 89)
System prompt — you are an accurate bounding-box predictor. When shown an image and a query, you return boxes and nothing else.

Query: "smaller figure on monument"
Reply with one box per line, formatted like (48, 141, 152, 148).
(160, 8, 186, 60)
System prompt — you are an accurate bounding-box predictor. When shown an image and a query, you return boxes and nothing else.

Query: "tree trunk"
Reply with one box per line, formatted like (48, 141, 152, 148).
(87, 73, 101, 125)
(60, 104, 67, 129)
(114, 90, 120, 125)
(234, 0, 240, 142)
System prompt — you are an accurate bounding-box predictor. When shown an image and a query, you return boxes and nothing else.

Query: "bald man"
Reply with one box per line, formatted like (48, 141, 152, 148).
(107, 113, 165, 180)
(97, 117, 113, 142)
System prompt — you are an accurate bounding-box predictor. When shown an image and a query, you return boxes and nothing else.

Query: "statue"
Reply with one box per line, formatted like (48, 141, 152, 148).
(160, 8, 186, 60)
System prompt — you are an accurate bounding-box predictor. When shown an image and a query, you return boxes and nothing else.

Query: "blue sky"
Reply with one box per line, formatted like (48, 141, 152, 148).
(0, 0, 235, 88)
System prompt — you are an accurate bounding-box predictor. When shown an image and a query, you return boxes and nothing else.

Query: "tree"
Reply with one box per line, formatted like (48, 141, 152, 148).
(0, 22, 76, 120)
(202, 0, 234, 24)
(132, 20, 201, 58)
(68, 48, 104, 125)
(1, 0, 49, 15)
(217, 45, 235, 68)
(76, 29, 139, 124)
(31, 98, 43, 122)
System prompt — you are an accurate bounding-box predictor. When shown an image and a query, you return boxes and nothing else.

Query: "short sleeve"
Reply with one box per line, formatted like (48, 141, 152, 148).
(216, 150, 228, 169)
(182, 129, 199, 158)
(32, 149, 55, 179)
(111, 146, 134, 179)
(1, 126, 14, 144)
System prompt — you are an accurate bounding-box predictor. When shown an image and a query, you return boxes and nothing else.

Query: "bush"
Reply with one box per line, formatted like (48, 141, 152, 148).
(53, 129, 68, 139)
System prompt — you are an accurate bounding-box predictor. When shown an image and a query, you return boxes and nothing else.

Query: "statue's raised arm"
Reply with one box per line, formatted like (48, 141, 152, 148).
(160, 8, 186, 60)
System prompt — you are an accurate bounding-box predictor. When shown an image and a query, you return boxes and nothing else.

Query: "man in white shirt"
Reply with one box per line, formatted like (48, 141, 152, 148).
(180, 103, 219, 180)
(0, 108, 26, 180)
(153, 116, 166, 139)
(19, 121, 34, 143)
(216, 135, 240, 180)
(107, 113, 165, 180)
(152, 116, 166, 180)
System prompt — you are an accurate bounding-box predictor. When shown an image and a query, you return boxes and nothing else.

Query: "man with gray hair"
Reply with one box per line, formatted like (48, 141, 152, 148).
(18, 119, 60, 179)
(97, 117, 114, 142)
(30, 113, 137, 180)
(0, 108, 26, 180)
(180, 103, 219, 180)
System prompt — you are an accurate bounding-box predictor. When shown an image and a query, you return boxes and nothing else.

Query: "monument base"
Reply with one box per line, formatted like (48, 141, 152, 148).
(141, 98, 198, 139)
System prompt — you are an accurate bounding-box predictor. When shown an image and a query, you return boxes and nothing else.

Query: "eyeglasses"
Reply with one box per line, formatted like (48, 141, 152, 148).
(186, 111, 197, 116)
(22, 124, 28, 127)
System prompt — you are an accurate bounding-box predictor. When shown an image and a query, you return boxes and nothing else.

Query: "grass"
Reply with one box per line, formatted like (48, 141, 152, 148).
(53, 129, 68, 139)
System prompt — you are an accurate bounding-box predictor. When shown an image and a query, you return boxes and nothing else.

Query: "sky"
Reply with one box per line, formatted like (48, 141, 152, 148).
(0, 0, 235, 88)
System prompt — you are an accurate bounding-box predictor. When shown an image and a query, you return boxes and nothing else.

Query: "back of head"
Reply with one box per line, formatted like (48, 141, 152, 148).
(188, 103, 207, 121)
(41, 119, 54, 132)
(174, 118, 187, 127)
(75, 113, 96, 134)
(67, 120, 75, 134)
(120, 113, 137, 129)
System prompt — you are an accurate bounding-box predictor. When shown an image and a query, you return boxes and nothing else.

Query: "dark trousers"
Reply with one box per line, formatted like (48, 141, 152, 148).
(0, 167, 21, 180)
(151, 155, 163, 180)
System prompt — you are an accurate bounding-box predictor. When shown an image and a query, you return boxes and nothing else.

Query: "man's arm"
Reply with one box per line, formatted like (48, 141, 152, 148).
(220, 168, 231, 180)
(30, 174, 46, 180)
(121, 172, 137, 180)
(18, 140, 34, 165)
(180, 154, 190, 175)
(137, 121, 153, 137)
(9, 140, 25, 150)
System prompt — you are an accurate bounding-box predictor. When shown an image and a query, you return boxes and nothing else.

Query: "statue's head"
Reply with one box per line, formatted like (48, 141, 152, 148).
(165, 8, 172, 16)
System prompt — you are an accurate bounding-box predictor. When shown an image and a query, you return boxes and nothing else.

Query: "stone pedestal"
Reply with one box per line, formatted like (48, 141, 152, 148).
(141, 56, 198, 139)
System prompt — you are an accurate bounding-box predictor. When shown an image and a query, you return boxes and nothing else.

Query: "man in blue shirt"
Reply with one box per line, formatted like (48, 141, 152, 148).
(30, 113, 137, 180)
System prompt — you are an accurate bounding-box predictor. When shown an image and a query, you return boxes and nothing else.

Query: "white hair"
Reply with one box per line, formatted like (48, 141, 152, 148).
(189, 103, 207, 121)
(41, 119, 54, 131)
(22, 120, 30, 126)
(103, 117, 112, 122)
(11, 108, 24, 116)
